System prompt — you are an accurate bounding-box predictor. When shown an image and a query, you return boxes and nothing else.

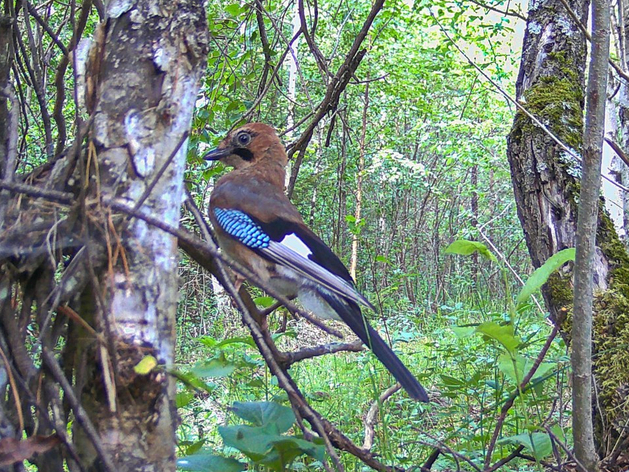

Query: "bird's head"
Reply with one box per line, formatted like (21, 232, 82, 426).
(204, 123, 287, 169)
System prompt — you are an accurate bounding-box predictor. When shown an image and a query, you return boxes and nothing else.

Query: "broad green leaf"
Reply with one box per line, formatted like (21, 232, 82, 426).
(192, 357, 236, 378)
(214, 337, 257, 349)
(134, 355, 158, 375)
(550, 424, 568, 443)
(169, 369, 216, 393)
(231, 401, 295, 433)
(183, 439, 205, 456)
(200, 336, 256, 349)
(263, 437, 326, 467)
(225, 4, 244, 16)
(445, 239, 497, 262)
(498, 352, 556, 386)
(498, 432, 552, 461)
(253, 296, 275, 308)
(516, 248, 575, 308)
(476, 322, 520, 354)
(452, 326, 476, 338)
(218, 424, 280, 461)
(440, 374, 466, 388)
(375, 255, 392, 264)
(177, 453, 245, 472)
(176, 391, 194, 408)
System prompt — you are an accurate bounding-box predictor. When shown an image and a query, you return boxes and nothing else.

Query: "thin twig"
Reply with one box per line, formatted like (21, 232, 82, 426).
(362, 384, 401, 450)
(483, 324, 560, 468)
(41, 347, 116, 472)
(429, 8, 629, 194)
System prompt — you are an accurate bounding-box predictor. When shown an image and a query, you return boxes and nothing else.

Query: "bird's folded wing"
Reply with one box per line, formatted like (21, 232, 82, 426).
(261, 240, 374, 310)
(212, 207, 374, 310)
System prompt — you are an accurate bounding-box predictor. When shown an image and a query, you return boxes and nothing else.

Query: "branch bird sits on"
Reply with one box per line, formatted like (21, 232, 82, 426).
(204, 122, 429, 402)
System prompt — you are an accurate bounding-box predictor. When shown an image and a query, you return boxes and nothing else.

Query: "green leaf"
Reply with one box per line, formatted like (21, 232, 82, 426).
(183, 439, 205, 456)
(177, 453, 245, 472)
(498, 352, 556, 386)
(440, 374, 466, 388)
(176, 391, 194, 408)
(476, 322, 520, 354)
(225, 4, 244, 16)
(264, 437, 326, 466)
(452, 326, 476, 338)
(253, 296, 275, 308)
(219, 424, 280, 461)
(200, 336, 256, 349)
(169, 369, 216, 393)
(192, 357, 236, 378)
(133, 355, 158, 375)
(498, 432, 552, 461)
(375, 255, 392, 264)
(516, 248, 575, 308)
(445, 239, 497, 262)
(231, 401, 295, 433)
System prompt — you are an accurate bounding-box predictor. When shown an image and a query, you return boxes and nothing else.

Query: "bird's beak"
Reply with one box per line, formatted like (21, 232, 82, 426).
(203, 146, 232, 161)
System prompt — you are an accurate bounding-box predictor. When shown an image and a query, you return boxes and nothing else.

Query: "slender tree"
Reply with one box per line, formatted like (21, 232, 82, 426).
(573, 0, 610, 469)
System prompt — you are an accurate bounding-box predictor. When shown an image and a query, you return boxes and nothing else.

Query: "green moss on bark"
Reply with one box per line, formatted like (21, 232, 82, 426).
(515, 82, 583, 149)
(592, 209, 629, 441)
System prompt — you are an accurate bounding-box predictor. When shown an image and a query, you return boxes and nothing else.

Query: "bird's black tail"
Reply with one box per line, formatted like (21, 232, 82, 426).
(321, 292, 429, 402)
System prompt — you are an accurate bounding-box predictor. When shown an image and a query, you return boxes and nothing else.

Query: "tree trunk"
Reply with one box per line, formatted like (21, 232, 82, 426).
(72, 2, 207, 470)
(507, 0, 590, 321)
(350, 81, 369, 279)
(572, 0, 610, 468)
(508, 0, 629, 465)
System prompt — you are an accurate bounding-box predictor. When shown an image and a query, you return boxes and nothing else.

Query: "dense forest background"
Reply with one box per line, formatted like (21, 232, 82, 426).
(0, 0, 628, 471)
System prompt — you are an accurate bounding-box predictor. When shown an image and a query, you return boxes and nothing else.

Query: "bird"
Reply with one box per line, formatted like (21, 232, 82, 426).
(204, 122, 429, 402)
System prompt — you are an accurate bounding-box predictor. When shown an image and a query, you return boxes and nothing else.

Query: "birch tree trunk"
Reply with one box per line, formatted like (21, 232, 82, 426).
(350, 81, 369, 280)
(71, 2, 207, 470)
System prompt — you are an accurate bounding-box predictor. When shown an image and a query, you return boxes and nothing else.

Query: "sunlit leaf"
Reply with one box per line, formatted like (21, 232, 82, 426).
(192, 357, 236, 378)
(476, 322, 520, 353)
(445, 239, 497, 262)
(133, 355, 158, 375)
(231, 401, 295, 433)
(516, 248, 575, 308)
(498, 432, 552, 461)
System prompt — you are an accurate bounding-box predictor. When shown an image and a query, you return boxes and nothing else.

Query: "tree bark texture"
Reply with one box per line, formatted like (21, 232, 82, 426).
(508, 0, 629, 464)
(73, 2, 208, 471)
(572, 0, 610, 468)
(507, 0, 590, 321)
(0, 0, 207, 470)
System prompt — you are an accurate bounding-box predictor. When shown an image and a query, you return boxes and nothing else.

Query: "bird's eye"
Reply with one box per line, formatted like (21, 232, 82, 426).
(237, 132, 251, 146)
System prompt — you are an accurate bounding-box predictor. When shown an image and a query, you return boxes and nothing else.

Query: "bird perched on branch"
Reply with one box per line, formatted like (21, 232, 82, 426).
(204, 123, 428, 402)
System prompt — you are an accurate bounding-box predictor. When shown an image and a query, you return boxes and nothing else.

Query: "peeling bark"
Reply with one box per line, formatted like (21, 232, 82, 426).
(71, 1, 208, 470)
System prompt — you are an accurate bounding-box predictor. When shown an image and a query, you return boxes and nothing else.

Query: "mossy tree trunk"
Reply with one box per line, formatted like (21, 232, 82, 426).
(507, 0, 629, 466)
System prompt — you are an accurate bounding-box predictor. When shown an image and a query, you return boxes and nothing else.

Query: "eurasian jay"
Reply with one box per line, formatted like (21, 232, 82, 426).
(204, 123, 428, 402)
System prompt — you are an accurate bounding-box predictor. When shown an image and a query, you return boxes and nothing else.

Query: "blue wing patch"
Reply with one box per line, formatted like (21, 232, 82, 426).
(214, 208, 271, 249)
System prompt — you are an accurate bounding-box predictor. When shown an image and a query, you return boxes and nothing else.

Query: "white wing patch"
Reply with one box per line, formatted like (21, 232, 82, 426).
(279, 233, 312, 258)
